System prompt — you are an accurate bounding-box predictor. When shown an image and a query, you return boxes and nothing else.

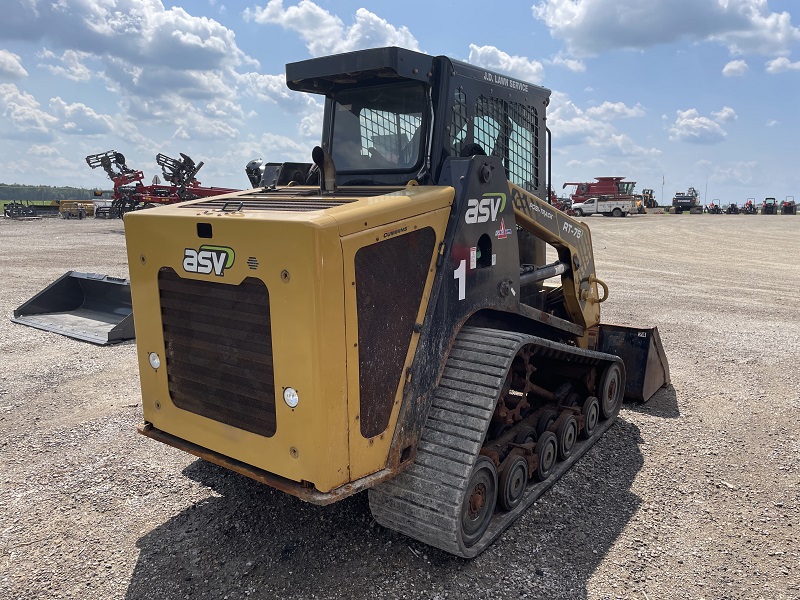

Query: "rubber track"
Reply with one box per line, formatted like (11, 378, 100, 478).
(368, 325, 620, 558)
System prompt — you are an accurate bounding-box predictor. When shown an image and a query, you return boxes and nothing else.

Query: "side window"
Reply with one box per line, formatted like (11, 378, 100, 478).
(473, 115, 502, 157)
(475, 96, 505, 158)
(450, 90, 468, 155)
(450, 92, 541, 194)
(508, 103, 539, 192)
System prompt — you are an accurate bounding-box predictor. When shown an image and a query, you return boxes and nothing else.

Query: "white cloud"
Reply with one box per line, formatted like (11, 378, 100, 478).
(765, 56, 800, 73)
(298, 106, 324, 139)
(585, 101, 645, 120)
(669, 108, 727, 144)
(0, 49, 28, 79)
(766, 119, 779, 127)
(532, 0, 800, 57)
(0, 83, 57, 138)
(710, 161, 758, 186)
(0, 0, 258, 137)
(712, 106, 737, 123)
(49, 97, 114, 135)
(37, 49, 93, 81)
(244, 1, 419, 57)
(237, 70, 322, 138)
(27, 144, 59, 156)
(548, 91, 614, 146)
(468, 44, 545, 84)
(237, 71, 317, 112)
(722, 59, 748, 76)
(602, 133, 661, 158)
(548, 54, 585, 72)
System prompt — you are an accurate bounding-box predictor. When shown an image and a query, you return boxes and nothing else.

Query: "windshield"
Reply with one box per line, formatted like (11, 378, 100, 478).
(331, 82, 426, 172)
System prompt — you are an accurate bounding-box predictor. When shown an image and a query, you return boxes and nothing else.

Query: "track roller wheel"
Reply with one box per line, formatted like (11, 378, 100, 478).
(534, 431, 557, 481)
(514, 426, 537, 445)
(555, 413, 578, 461)
(488, 421, 512, 439)
(498, 454, 529, 512)
(580, 396, 600, 440)
(460, 456, 498, 547)
(599, 363, 623, 420)
(536, 408, 558, 437)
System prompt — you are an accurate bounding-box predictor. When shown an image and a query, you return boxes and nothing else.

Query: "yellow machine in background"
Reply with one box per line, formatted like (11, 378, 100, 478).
(59, 200, 95, 219)
(125, 47, 669, 558)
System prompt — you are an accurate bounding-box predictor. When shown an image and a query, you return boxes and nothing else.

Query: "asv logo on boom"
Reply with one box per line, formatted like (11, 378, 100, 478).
(464, 193, 506, 224)
(183, 245, 235, 277)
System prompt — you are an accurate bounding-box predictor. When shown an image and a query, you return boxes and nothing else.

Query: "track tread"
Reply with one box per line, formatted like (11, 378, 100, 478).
(368, 326, 622, 558)
(369, 327, 523, 556)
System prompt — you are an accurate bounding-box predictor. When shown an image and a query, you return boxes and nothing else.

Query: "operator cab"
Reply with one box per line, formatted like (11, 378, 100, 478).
(286, 46, 550, 196)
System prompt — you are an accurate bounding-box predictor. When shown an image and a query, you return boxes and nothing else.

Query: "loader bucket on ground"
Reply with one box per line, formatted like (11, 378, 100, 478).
(598, 324, 670, 402)
(11, 271, 134, 345)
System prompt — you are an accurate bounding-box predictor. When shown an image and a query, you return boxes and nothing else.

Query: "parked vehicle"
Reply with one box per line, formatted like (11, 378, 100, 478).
(670, 188, 702, 214)
(571, 196, 634, 217)
(121, 46, 669, 558)
(761, 197, 778, 215)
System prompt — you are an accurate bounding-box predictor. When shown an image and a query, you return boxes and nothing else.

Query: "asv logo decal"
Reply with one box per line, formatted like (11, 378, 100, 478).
(183, 245, 235, 276)
(464, 193, 506, 224)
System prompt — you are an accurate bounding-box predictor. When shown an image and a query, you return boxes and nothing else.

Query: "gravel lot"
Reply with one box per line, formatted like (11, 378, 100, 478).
(1, 212, 798, 600)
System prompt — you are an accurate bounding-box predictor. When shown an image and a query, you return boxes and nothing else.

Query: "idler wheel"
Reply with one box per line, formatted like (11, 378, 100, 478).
(599, 363, 623, 420)
(460, 456, 498, 547)
(498, 454, 529, 512)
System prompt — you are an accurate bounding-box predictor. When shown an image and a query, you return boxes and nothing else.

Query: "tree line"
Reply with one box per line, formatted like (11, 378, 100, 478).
(0, 183, 110, 202)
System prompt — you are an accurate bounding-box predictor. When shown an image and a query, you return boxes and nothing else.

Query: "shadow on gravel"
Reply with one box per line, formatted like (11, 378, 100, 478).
(125, 419, 643, 600)
(625, 383, 680, 419)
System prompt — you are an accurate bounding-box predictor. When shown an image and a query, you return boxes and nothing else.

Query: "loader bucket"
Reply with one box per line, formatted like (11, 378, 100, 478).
(11, 272, 134, 345)
(598, 324, 670, 402)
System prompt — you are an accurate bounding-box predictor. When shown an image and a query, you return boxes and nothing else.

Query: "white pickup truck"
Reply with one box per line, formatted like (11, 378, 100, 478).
(571, 197, 634, 217)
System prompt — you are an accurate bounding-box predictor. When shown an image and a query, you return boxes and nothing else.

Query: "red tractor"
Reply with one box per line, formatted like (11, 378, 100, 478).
(782, 196, 797, 215)
(86, 150, 239, 218)
(742, 198, 757, 214)
(761, 197, 778, 215)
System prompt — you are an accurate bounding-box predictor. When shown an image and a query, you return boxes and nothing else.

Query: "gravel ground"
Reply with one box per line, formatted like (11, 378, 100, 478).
(0, 212, 798, 600)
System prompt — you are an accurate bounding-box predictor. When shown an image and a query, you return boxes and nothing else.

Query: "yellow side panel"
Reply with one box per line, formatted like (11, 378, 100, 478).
(340, 207, 451, 480)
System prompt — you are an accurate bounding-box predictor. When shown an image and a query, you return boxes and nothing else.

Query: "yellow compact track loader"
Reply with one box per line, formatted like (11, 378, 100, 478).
(125, 47, 669, 558)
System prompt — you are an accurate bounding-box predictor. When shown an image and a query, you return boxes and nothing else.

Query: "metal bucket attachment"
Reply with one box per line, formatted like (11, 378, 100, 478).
(597, 324, 670, 402)
(12, 272, 134, 345)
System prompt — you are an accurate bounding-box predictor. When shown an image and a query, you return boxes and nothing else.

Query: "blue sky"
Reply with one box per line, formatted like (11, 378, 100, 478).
(1, 0, 798, 205)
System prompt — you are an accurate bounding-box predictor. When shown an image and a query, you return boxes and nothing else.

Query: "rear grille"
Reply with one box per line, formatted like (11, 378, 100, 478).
(158, 268, 276, 438)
